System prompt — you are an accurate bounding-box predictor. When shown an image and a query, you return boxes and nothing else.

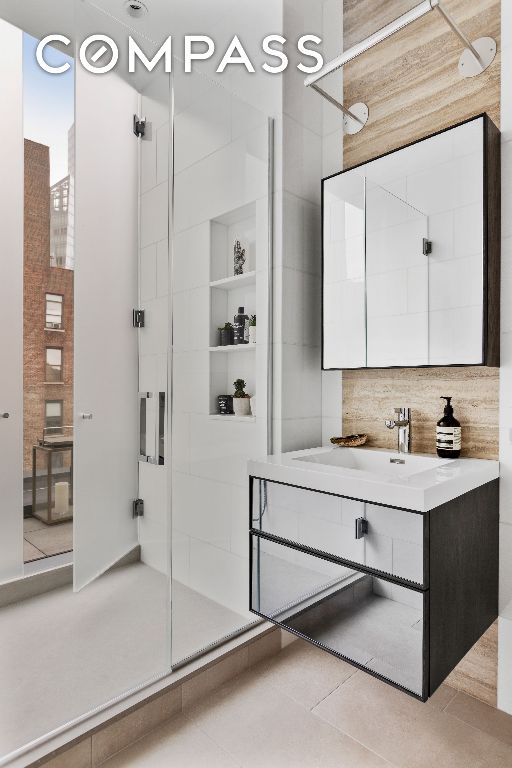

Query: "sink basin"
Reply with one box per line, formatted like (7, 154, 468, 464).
(294, 448, 450, 478)
(248, 446, 499, 512)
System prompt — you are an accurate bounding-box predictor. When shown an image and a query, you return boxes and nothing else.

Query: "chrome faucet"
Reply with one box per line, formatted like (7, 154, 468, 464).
(385, 408, 411, 461)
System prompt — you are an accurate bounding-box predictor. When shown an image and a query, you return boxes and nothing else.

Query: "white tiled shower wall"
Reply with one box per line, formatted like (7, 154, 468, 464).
(321, 0, 345, 445)
(498, 0, 512, 714)
(139, 0, 344, 617)
(170, 69, 270, 619)
(274, 0, 344, 453)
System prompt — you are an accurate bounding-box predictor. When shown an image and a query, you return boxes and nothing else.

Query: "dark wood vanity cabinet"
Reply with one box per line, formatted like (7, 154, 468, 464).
(249, 477, 499, 701)
(322, 114, 501, 370)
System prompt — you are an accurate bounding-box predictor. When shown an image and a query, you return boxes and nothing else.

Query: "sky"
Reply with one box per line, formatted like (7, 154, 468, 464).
(23, 33, 74, 185)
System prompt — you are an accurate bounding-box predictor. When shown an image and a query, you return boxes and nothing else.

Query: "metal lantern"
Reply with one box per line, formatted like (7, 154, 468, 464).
(32, 428, 73, 525)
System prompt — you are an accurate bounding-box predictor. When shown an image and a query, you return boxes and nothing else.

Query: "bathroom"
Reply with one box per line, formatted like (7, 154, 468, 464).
(0, 0, 511, 766)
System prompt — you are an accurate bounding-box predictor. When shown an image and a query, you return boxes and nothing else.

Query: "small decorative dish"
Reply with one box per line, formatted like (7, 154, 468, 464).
(330, 434, 368, 448)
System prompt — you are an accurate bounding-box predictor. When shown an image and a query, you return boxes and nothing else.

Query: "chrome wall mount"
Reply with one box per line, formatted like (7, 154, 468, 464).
(305, 0, 497, 135)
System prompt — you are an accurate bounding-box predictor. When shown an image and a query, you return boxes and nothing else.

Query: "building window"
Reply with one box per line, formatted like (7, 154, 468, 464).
(46, 348, 63, 382)
(45, 400, 63, 434)
(45, 294, 63, 329)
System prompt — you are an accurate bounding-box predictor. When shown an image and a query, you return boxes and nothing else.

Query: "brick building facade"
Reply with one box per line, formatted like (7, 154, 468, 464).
(23, 139, 74, 475)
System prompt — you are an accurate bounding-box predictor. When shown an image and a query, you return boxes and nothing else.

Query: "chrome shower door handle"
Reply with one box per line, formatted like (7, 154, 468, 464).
(138, 392, 156, 465)
(158, 392, 165, 466)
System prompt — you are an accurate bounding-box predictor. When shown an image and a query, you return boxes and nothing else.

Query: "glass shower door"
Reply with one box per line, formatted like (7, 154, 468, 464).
(170, 66, 272, 665)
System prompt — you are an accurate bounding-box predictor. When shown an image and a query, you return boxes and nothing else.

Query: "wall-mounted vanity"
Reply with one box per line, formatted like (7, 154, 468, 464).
(249, 447, 499, 701)
(322, 114, 500, 369)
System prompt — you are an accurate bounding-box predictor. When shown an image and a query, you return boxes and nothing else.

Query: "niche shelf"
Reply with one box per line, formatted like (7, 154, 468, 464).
(210, 271, 256, 290)
(208, 415, 256, 423)
(209, 344, 256, 353)
(209, 202, 259, 418)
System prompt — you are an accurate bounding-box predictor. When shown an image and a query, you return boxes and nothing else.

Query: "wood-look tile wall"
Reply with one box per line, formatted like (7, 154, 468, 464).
(341, 0, 501, 460)
(343, 0, 500, 169)
(343, 367, 500, 459)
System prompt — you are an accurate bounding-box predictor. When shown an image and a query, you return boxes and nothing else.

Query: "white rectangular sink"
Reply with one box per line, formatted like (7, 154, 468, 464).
(248, 447, 499, 512)
(294, 448, 450, 478)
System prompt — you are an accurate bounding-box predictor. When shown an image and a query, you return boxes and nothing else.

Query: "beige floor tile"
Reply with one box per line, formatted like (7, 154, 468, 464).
(91, 687, 181, 766)
(185, 668, 391, 768)
(427, 683, 458, 712)
(24, 522, 73, 557)
(445, 691, 512, 747)
(23, 517, 47, 533)
(40, 738, 91, 768)
(253, 638, 356, 710)
(445, 622, 498, 707)
(312, 672, 512, 768)
(23, 540, 44, 562)
(101, 714, 239, 768)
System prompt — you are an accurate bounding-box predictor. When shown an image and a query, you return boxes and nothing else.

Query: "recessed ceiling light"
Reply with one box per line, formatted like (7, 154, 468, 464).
(124, 0, 148, 18)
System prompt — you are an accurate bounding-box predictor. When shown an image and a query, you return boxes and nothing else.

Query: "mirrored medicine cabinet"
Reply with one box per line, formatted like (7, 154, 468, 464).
(322, 114, 500, 370)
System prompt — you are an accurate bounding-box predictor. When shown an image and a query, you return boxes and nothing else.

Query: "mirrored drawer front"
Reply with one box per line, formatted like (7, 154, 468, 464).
(250, 534, 425, 697)
(251, 479, 425, 586)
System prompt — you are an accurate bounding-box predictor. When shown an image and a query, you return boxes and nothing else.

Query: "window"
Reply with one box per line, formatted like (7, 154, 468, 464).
(45, 400, 63, 433)
(45, 294, 63, 329)
(46, 348, 62, 382)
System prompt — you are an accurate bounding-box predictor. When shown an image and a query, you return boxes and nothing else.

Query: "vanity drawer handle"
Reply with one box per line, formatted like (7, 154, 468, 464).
(355, 517, 369, 540)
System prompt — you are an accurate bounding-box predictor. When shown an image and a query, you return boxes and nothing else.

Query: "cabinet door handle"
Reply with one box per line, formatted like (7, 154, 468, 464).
(355, 517, 369, 539)
(1, 413, 9, 419)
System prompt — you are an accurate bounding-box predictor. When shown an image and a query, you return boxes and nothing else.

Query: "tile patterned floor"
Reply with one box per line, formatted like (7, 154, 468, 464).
(103, 638, 512, 768)
(23, 518, 72, 562)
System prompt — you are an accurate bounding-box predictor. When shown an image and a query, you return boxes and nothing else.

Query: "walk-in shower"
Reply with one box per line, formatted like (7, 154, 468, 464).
(0, 0, 273, 761)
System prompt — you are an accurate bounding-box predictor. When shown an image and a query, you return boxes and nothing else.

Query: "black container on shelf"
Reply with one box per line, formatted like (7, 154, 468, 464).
(219, 324, 234, 347)
(234, 307, 249, 345)
(218, 395, 234, 415)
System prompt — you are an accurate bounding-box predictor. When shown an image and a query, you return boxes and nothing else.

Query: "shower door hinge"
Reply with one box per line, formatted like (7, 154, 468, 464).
(423, 238, 433, 256)
(133, 498, 144, 518)
(133, 309, 145, 328)
(133, 114, 146, 138)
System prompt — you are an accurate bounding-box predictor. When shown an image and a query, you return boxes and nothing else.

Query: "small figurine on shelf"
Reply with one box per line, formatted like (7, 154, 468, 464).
(249, 315, 256, 344)
(234, 240, 246, 276)
(218, 322, 234, 347)
(233, 379, 252, 417)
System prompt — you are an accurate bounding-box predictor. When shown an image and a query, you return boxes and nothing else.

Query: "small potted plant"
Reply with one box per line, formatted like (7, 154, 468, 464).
(233, 379, 251, 416)
(249, 315, 256, 344)
(218, 322, 234, 347)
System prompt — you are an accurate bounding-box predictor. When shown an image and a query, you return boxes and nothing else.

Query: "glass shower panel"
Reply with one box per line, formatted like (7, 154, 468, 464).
(366, 182, 429, 367)
(171, 66, 271, 665)
(137, 72, 172, 615)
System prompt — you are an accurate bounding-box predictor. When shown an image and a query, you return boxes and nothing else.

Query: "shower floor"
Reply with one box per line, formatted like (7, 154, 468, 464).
(172, 580, 250, 665)
(0, 562, 250, 761)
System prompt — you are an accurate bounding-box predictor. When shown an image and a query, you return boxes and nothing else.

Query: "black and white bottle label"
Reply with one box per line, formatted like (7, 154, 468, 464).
(436, 427, 462, 452)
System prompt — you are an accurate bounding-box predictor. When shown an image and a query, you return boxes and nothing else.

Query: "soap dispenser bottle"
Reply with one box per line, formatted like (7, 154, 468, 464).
(436, 397, 461, 459)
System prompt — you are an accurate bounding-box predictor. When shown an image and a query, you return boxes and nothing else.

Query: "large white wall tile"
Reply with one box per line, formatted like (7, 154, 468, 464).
(141, 182, 169, 247)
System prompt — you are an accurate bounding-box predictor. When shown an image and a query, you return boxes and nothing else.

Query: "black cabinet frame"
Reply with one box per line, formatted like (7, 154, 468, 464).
(249, 475, 499, 702)
(321, 113, 501, 370)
